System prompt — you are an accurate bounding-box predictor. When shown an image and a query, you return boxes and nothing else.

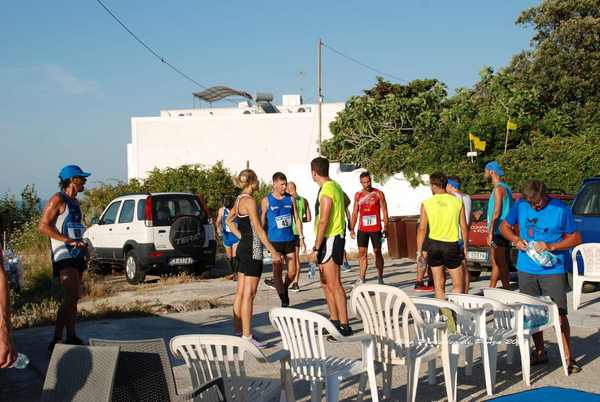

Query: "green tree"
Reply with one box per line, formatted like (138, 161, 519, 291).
(322, 0, 600, 194)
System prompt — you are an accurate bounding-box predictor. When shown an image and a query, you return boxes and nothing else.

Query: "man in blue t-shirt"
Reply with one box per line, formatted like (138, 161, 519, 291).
(500, 180, 582, 374)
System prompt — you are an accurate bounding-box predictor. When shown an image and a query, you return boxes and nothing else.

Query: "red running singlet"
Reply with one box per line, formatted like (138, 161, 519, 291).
(356, 189, 382, 232)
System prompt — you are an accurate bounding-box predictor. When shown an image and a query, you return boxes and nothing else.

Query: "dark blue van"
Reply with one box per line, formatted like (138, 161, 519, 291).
(571, 177, 600, 279)
(572, 177, 600, 243)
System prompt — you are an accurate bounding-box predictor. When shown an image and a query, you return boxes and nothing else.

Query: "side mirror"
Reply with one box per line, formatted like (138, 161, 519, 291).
(91, 217, 99, 225)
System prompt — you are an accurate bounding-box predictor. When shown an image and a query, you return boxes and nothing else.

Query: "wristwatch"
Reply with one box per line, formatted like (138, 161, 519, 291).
(312, 246, 318, 252)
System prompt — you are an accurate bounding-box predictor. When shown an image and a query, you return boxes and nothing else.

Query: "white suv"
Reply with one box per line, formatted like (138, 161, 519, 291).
(84, 192, 216, 284)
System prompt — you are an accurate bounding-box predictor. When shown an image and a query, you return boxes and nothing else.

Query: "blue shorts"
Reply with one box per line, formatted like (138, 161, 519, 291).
(223, 233, 240, 248)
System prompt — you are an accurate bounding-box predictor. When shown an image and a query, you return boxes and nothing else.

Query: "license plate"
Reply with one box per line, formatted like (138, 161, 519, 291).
(169, 257, 195, 266)
(467, 251, 488, 262)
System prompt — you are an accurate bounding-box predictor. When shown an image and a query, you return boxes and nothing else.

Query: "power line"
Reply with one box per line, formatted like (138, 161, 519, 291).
(322, 42, 407, 83)
(94, 0, 238, 104)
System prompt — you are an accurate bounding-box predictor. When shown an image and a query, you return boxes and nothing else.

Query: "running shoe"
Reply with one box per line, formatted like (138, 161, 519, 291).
(243, 336, 266, 349)
(414, 282, 434, 292)
(264, 277, 276, 290)
(289, 282, 300, 292)
(342, 261, 352, 272)
(327, 324, 354, 341)
(354, 278, 366, 287)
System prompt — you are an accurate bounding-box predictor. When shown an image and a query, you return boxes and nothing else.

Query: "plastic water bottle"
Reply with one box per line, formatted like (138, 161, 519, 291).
(10, 353, 29, 369)
(526, 241, 557, 267)
(308, 263, 317, 279)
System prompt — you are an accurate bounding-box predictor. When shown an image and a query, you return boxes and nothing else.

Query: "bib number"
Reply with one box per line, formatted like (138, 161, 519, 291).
(275, 214, 292, 229)
(362, 215, 377, 227)
(67, 223, 85, 240)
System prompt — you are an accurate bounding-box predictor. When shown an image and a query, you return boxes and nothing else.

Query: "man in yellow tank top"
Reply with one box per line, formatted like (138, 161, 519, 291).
(417, 172, 469, 299)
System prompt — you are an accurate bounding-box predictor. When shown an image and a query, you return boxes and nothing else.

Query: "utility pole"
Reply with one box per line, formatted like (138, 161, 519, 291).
(317, 38, 323, 153)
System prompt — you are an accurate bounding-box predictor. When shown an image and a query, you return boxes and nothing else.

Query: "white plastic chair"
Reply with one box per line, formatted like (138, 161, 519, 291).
(483, 287, 569, 381)
(447, 293, 521, 395)
(170, 334, 295, 402)
(351, 284, 452, 402)
(412, 297, 489, 401)
(572, 243, 600, 311)
(269, 307, 376, 402)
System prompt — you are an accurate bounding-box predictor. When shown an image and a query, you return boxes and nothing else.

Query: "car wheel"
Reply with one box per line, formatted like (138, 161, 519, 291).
(125, 250, 146, 284)
(469, 270, 482, 282)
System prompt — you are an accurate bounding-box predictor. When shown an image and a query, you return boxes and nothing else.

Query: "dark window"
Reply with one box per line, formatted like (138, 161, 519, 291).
(152, 195, 205, 226)
(118, 200, 135, 224)
(137, 199, 146, 221)
(100, 201, 121, 225)
(573, 182, 600, 216)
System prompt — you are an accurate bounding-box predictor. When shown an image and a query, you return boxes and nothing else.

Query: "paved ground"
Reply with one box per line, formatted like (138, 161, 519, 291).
(3, 258, 600, 401)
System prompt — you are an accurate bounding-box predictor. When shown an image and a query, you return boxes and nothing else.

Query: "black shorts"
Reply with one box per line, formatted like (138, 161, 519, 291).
(292, 235, 300, 248)
(426, 239, 463, 269)
(422, 237, 431, 253)
(52, 257, 86, 278)
(238, 258, 264, 278)
(518, 271, 568, 315)
(272, 240, 296, 255)
(357, 230, 383, 249)
(317, 236, 345, 265)
(492, 234, 510, 248)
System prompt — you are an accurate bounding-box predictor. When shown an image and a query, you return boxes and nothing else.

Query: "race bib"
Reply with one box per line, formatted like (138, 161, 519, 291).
(67, 223, 85, 240)
(275, 214, 292, 229)
(362, 215, 377, 227)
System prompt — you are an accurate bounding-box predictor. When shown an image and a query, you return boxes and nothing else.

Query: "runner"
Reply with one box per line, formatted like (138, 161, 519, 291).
(349, 171, 389, 285)
(38, 165, 90, 352)
(261, 172, 304, 306)
(416, 172, 469, 299)
(485, 161, 512, 289)
(446, 176, 472, 293)
(215, 195, 240, 280)
(227, 169, 283, 348)
(309, 157, 353, 336)
(287, 182, 310, 292)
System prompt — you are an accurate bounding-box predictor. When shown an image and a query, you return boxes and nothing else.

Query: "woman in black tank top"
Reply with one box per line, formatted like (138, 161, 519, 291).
(226, 169, 283, 348)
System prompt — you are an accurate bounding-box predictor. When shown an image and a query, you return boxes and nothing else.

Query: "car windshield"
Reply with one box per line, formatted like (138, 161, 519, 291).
(470, 199, 488, 223)
(152, 195, 205, 226)
(573, 182, 600, 216)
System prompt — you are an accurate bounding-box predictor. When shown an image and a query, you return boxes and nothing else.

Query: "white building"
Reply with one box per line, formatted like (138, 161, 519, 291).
(128, 95, 431, 252)
(128, 96, 344, 182)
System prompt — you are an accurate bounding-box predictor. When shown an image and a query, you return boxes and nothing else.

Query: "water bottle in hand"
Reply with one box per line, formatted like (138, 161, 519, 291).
(526, 241, 557, 267)
(10, 353, 29, 369)
(308, 263, 317, 279)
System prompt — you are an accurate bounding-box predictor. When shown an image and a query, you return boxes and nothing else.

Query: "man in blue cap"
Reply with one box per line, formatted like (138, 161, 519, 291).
(38, 165, 90, 352)
(484, 161, 512, 289)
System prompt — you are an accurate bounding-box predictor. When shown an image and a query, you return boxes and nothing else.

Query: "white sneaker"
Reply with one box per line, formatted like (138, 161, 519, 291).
(354, 278, 366, 287)
(242, 335, 266, 349)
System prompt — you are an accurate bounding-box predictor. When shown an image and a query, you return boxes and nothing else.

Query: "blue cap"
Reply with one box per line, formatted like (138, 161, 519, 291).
(447, 179, 461, 190)
(58, 165, 91, 181)
(485, 161, 505, 177)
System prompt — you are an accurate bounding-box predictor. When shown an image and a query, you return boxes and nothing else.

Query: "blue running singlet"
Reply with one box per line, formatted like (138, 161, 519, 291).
(266, 193, 294, 242)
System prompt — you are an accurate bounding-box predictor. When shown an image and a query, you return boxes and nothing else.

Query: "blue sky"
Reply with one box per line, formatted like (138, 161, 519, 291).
(1, 0, 537, 199)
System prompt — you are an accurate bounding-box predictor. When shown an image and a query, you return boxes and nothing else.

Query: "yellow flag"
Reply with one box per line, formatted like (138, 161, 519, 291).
(468, 132, 486, 151)
(506, 120, 518, 131)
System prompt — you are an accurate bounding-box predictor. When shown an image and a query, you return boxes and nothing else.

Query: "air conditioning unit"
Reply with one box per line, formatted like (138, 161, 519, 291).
(297, 106, 311, 113)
